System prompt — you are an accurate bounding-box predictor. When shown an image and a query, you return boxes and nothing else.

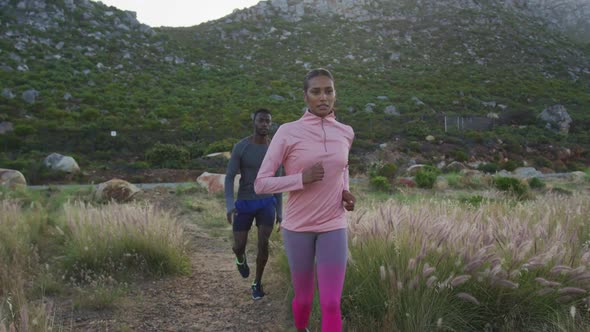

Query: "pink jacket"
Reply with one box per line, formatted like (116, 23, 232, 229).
(254, 110, 354, 232)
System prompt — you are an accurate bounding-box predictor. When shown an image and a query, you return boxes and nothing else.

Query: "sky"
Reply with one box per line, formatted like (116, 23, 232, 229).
(92, 0, 263, 27)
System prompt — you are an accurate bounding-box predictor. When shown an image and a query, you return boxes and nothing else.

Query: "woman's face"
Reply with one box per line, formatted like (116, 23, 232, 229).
(304, 75, 335, 118)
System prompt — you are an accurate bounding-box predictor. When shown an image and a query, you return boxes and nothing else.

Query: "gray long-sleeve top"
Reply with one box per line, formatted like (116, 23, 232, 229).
(225, 137, 283, 218)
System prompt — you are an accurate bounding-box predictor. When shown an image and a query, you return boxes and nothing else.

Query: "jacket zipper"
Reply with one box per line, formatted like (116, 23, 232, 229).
(321, 118, 327, 152)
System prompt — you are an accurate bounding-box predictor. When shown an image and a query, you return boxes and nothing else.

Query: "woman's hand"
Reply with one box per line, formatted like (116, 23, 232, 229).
(302, 162, 324, 184)
(342, 190, 355, 211)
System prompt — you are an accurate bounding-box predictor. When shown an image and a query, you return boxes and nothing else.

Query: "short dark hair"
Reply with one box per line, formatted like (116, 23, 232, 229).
(253, 108, 271, 121)
(303, 68, 334, 92)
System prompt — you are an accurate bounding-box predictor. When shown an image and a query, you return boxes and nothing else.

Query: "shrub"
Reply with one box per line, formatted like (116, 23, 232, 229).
(204, 138, 236, 155)
(128, 161, 150, 170)
(532, 156, 552, 169)
(145, 143, 190, 169)
(451, 149, 469, 162)
(377, 163, 398, 180)
(22, 161, 68, 185)
(415, 166, 440, 189)
(500, 159, 522, 172)
(370, 176, 391, 192)
(494, 176, 529, 198)
(444, 173, 462, 189)
(528, 177, 545, 189)
(566, 161, 586, 172)
(459, 194, 485, 207)
(478, 163, 499, 174)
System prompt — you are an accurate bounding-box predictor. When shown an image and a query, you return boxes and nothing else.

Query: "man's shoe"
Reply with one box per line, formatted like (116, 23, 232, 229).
(236, 254, 249, 278)
(251, 282, 265, 300)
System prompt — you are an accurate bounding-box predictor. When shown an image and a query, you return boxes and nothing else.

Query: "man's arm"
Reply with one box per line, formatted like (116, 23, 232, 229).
(224, 141, 242, 223)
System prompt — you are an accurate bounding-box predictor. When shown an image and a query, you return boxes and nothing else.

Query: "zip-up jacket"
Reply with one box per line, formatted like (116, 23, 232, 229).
(254, 110, 354, 233)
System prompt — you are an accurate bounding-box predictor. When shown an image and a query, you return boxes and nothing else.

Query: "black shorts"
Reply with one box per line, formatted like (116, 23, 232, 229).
(233, 197, 276, 232)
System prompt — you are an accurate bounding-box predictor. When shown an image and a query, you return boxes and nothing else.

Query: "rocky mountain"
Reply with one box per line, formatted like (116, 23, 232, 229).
(1, 0, 589, 174)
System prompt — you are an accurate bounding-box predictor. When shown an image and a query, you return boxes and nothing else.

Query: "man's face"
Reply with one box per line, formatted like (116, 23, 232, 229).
(254, 113, 272, 136)
(304, 75, 335, 118)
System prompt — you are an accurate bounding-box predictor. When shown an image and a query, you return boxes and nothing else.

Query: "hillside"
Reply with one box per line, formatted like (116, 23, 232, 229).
(1, 0, 589, 181)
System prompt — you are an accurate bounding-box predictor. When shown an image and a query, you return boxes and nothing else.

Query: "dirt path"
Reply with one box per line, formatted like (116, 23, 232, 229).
(115, 224, 290, 331)
(54, 189, 291, 331)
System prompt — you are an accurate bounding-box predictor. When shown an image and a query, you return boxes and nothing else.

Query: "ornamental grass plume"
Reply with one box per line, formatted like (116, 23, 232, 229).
(62, 201, 189, 279)
(342, 193, 590, 331)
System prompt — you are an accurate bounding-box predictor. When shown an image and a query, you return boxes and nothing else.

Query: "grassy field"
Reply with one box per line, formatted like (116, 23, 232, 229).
(1, 173, 589, 331)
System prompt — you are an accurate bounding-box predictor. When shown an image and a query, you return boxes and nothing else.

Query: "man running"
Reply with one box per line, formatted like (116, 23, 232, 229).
(225, 108, 282, 300)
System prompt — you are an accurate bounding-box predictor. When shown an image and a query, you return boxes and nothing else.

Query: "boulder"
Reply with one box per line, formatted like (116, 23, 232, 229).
(95, 179, 140, 202)
(460, 169, 483, 177)
(384, 105, 400, 116)
(1, 88, 15, 99)
(22, 89, 39, 104)
(196, 172, 240, 194)
(44, 153, 80, 173)
(205, 152, 231, 159)
(0, 169, 27, 189)
(569, 171, 586, 183)
(539, 104, 572, 134)
(0, 121, 14, 134)
(513, 167, 543, 179)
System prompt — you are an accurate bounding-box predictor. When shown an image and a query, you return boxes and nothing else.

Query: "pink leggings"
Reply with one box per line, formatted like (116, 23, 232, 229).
(282, 228, 348, 332)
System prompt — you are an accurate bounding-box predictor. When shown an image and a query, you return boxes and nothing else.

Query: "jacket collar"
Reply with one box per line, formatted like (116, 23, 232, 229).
(301, 109, 336, 125)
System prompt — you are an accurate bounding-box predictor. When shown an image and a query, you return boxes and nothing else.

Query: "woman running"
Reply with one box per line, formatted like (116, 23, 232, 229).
(255, 68, 355, 332)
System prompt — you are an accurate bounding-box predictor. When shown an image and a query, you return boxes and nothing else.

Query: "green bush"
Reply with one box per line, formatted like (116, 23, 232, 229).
(451, 149, 469, 162)
(528, 177, 545, 189)
(204, 138, 236, 155)
(494, 177, 529, 198)
(532, 156, 552, 169)
(145, 143, 190, 169)
(459, 194, 485, 207)
(415, 166, 440, 189)
(377, 163, 398, 180)
(478, 163, 498, 174)
(370, 176, 391, 192)
(128, 161, 150, 170)
(500, 160, 522, 172)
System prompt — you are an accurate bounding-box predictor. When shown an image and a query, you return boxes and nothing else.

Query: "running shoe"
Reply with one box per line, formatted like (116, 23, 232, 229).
(251, 282, 265, 300)
(236, 253, 250, 278)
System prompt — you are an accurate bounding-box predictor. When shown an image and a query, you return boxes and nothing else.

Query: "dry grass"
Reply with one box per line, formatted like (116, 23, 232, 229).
(342, 192, 590, 331)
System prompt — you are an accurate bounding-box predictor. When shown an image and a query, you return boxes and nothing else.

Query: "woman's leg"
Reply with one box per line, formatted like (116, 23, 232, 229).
(316, 228, 348, 332)
(282, 229, 316, 330)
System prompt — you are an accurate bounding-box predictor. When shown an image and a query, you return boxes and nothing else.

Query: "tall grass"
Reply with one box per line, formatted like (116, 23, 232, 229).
(62, 201, 190, 281)
(0, 200, 52, 331)
(344, 193, 590, 331)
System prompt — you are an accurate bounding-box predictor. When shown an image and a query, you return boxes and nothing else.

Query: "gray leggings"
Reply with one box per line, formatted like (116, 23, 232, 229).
(282, 228, 347, 331)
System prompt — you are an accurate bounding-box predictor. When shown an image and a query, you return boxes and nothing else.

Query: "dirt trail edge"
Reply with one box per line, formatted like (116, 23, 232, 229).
(55, 189, 291, 332)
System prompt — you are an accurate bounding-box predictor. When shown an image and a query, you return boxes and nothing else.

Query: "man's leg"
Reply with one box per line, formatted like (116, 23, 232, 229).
(232, 231, 248, 262)
(254, 202, 275, 285)
(233, 210, 255, 278)
(255, 224, 273, 285)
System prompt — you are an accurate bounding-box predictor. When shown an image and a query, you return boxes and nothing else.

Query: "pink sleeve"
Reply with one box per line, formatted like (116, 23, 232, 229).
(342, 127, 354, 192)
(342, 165, 350, 191)
(255, 126, 304, 194)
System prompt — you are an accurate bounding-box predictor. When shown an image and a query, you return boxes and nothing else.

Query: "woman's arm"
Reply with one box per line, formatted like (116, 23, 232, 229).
(255, 127, 304, 194)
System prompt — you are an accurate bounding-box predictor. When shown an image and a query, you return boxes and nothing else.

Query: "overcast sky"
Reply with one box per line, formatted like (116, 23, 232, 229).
(92, 0, 263, 27)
